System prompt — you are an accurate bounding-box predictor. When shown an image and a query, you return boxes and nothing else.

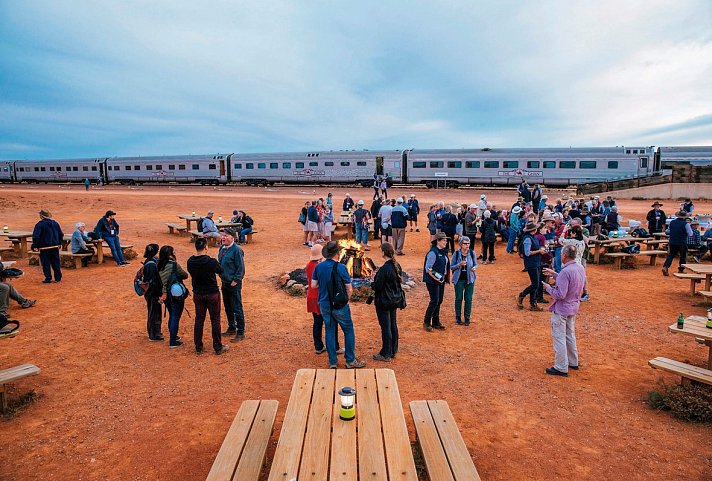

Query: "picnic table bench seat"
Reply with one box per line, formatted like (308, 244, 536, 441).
(603, 249, 667, 269)
(649, 357, 712, 386)
(206, 399, 278, 481)
(166, 223, 187, 235)
(673, 272, 706, 295)
(189, 230, 219, 246)
(0, 364, 40, 413)
(410, 400, 481, 481)
(28, 250, 93, 269)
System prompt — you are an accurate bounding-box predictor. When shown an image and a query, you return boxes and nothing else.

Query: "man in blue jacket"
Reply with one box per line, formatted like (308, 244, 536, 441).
(407, 194, 420, 232)
(94, 210, 128, 267)
(218, 228, 246, 341)
(662, 210, 693, 276)
(31, 209, 64, 283)
(390, 198, 410, 256)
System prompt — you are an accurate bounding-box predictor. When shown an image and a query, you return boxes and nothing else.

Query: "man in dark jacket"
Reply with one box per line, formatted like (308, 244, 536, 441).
(31, 209, 64, 283)
(518, 180, 531, 203)
(342, 193, 355, 211)
(370, 196, 383, 240)
(188, 238, 229, 355)
(646, 202, 667, 234)
(218, 228, 246, 342)
(390, 198, 409, 256)
(662, 211, 693, 276)
(531, 185, 542, 214)
(406, 194, 420, 232)
(95, 210, 128, 266)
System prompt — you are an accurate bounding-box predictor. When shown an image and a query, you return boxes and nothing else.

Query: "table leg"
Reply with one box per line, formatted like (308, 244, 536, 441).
(594, 244, 601, 264)
(18, 239, 27, 258)
(186, 219, 191, 231)
(706, 341, 712, 370)
(706, 275, 711, 292)
(96, 243, 104, 264)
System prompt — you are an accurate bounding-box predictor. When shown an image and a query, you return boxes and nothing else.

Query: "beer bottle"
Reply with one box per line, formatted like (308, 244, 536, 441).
(677, 312, 684, 329)
(706, 308, 712, 329)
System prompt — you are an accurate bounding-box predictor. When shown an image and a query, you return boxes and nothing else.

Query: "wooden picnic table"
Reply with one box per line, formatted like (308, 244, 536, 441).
(177, 214, 203, 231)
(0, 231, 33, 258)
(589, 236, 647, 264)
(653, 232, 669, 239)
(682, 263, 712, 291)
(668, 316, 712, 370)
(62, 235, 106, 264)
(268, 368, 417, 481)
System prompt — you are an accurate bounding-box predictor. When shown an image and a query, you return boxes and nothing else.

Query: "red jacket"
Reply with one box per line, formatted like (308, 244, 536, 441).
(305, 260, 320, 314)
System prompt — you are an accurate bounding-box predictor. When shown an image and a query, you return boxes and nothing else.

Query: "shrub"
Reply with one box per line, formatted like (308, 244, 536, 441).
(645, 382, 712, 423)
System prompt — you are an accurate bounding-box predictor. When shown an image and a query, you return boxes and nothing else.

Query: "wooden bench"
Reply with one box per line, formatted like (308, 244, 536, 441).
(166, 223, 187, 235)
(189, 230, 219, 246)
(28, 250, 93, 269)
(410, 400, 481, 481)
(673, 272, 706, 295)
(0, 364, 40, 413)
(649, 357, 712, 386)
(243, 231, 258, 244)
(604, 249, 667, 269)
(206, 399, 278, 481)
(643, 239, 668, 250)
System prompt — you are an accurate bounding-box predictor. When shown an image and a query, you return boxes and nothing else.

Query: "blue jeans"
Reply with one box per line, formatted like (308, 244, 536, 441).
(166, 296, 184, 344)
(554, 247, 562, 272)
(319, 302, 356, 366)
(238, 227, 253, 243)
(104, 236, 126, 264)
(355, 224, 368, 244)
(506, 228, 518, 253)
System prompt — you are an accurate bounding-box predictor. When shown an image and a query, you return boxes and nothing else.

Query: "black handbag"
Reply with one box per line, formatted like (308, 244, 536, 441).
(329, 263, 349, 309)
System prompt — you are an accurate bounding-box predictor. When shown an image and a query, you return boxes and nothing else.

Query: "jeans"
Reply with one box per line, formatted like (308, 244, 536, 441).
(39, 248, 62, 281)
(355, 224, 369, 245)
(454, 278, 474, 322)
(537, 267, 548, 301)
(551, 312, 578, 372)
(424, 282, 445, 327)
(193, 291, 222, 352)
(553, 247, 562, 272)
(376, 308, 398, 358)
(238, 227, 253, 243)
(506, 228, 518, 253)
(464, 233, 477, 251)
(319, 302, 356, 366)
(664, 244, 687, 271)
(392, 228, 406, 254)
(145, 294, 162, 339)
(165, 296, 184, 344)
(222, 280, 245, 334)
(104, 236, 126, 265)
(312, 313, 340, 351)
(481, 241, 495, 261)
(519, 265, 540, 305)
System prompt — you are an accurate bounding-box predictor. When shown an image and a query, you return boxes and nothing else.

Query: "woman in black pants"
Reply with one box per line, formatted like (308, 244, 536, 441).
(441, 205, 459, 254)
(516, 222, 546, 311)
(141, 244, 163, 341)
(371, 243, 404, 361)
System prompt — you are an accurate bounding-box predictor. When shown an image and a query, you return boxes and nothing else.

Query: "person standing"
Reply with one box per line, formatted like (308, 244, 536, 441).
(305, 245, 341, 355)
(343, 193, 355, 211)
(70, 222, 95, 267)
(464, 204, 478, 250)
(83, 178, 90, 191)
(518, 180, 531, 203)
(682, 198, 694, 214)
(662, 210, 693, 276)
(407, 194, 420, 232)
(423, 232, 450, 331)
(506, 206, 522, 254)
(541, 244, 586, 377)
(141, 244, 163, 341)
(370, 196, 383, 241)
(31, 210, 64, 283)
(479, 210, 497, 264)
(187, 238, 229, 355)
(450, 237, 477, 325)
(306, 201, 319, 247)
(353, 200, 371, 247)
(218, 228, 246, 342)
(531, 185, 542, 214)
(378, 199, 393, 244)
(646, 202, 667, 234)
(372, 176, 380, 200)
(158, 245, 188, 348)
(390, 198, 409, 255)
(371, 242, 403, 361)
(299, 201, 310, 246)
(517, 222, 546, 311)
(95, 210, 128, 266)
(311, 241, 366, 369)
(379, 178, 388, 199)
(441, 206, 459, 254)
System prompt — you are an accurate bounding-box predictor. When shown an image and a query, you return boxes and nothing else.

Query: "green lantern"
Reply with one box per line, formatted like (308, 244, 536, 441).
(338, 387, 356, 421)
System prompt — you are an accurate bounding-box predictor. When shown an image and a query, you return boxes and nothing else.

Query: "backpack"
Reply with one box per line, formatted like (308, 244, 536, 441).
(328, 262, 349, 310)
(298, 211, 306, 224)
(622, 244, 640, 254)
(197, 217, 205, 232)
(133, 260, 155, 296)
(167, 262, 190, 300)
(631, 227, 650, 238)
(243, 215, 254, 228)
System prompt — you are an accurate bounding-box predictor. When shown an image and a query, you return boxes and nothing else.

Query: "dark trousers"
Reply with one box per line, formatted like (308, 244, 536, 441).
(373, 221, 380, 240)
(145, 294, 162, 339)
(373, 187, 379, 200)
(40, 248, 62, 281)
(376, 308, 398, 358)
(75, 246, 94, 267)
(221, 280, 245, 334)
(465, 233, 477, 251)
(444, 232, 455, 254)
(537, 267, 548, 301)
(482, 241, 495, 261)
(193, 292, 222, 352)
(424, 282, 445, 327)
(664, 244, 687, 271)
(166, 296, 184, 344)
(519, 265, 540, 305)
(312, 313, 340, 351)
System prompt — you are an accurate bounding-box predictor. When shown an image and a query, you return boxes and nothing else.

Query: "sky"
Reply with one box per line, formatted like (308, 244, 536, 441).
(1, 1, 711, 160)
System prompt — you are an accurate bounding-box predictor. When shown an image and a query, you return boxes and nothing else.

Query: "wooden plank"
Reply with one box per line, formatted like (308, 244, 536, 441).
(331, 369, 357, 481)
(298, 369, 336, 481)
(649, 357, 712, 385)
(409, 401, 454, 481)
(268, 369, 316, 481)
(428, 401, 481, 481)
(0, 364, 40, 384)
(234, 400, 279, 481)
(206, 400, 260, 481)
(355, 369, 388, 481)
(375, 369, 418, 481)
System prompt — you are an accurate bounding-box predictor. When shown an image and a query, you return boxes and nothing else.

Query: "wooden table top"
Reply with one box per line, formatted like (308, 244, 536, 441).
(0, 231, 32, 238)
(177, 214, 202, 220)
(268, 368, 417, 481)
(682, 264, 712, 275)
(669, 316, 712, 341)
(590, 236, 643, 245)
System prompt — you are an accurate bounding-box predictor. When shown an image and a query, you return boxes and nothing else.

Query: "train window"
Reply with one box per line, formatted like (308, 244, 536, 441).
(640, 157, 648, 168)
(633, 149, 638, 154)
(626, 149, 631, 154)
(134, 165, 141, 171)
(579, 161, 596, 169)
(447, 161, 462, 168)
(503, 161, 518, 168)
(50, 167, 55, 171)
(155, 164, 162, 170)
(413, 162, 426, 168)
(168, 165, 175, 170)
(357, 161, 367, 166)
(484, 161, 499, 168)
(465, 161, 480, 168)
(178, 165, 186, 170)
(341, 162, 350, 166)
(41, 167, 46, 171)
(145, 165, 152, 170)
(283, 163, 291, 168)
(559, 161, 576, 169)
(527, 161, 540, 168)
(324, 162, 334, 166)
(128, 166, 134, 171)
(542, 161, 556, 168)
(430, 161, 443, 168)
(73, 167, 78, 171)
(258, 163, 266, 169)
(270, 163, 278, 169)
(316, 153, 319, 157)
(246, 163, 254, 169)
(91, 166, 97, 171)
(296, 162, 304, 168)
(309, 162, 318, 167)
(209, 164, 217, 170)
(608, 161, 619, 169)
(233, 164, 241, 169)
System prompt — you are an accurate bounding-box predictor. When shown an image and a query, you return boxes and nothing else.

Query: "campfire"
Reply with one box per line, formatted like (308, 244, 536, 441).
(337, 239, 376, 278)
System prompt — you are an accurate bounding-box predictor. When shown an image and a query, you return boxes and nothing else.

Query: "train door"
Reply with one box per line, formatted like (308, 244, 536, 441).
(97, 158, 108, 184)
(220, 159, 226, 182)
(653, 148, 661, 173)
(376, 156, 384, 176)
(225, 154, 233, 182)
(401, 150, 408, 183)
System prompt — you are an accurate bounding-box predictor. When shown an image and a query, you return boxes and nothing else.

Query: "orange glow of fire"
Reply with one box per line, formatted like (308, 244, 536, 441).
(337, 239, 376, 277)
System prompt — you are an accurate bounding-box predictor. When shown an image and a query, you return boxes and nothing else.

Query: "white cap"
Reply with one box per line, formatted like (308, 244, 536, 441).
(469, 203, 477, 209)
(345, 193, 350, 197)
(396, 197, 403, 203)
(480, 194, 486, 199)
(542, 195, 548, 199)
(410, 194, 415, 197)
(512, 206, 522, 214)
(357, 200, 364, 205)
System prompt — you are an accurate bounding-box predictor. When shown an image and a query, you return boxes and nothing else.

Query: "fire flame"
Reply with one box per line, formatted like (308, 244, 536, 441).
(337, 239, 376, 278)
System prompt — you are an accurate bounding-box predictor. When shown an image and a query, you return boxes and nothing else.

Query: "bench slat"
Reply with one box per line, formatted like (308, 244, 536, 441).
(0, 364, 40, 384)
(330, 370, 357, 481)
(410, 400, 455, 481)
(298, 369, 336, 481)
(356, 369, 388, 481)
(673, 273, 705, 280)
(206, 400, 260, 481)
(233, 400, 278, 481)
(375, 369, 418, 481)
(428, 400, 481, 481)
(649, 357, 712, 385)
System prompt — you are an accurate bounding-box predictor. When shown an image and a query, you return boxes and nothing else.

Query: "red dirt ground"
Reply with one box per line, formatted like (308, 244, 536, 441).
(0, 184, 710, 481)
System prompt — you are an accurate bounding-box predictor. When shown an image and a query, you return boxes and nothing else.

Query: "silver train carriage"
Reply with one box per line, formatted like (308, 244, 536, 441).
(658, 146, 712, 167)
(105, 154, 230, 185)
(405, 147, 657, 187)
(12, 158, 107, 183)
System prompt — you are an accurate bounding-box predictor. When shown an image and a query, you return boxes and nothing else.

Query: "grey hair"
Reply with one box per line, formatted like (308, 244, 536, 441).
(458, 236, 470, 245)
(75, 222, 85, 229)
(562, 244, 577, 260)
(445, 205, 452, 213)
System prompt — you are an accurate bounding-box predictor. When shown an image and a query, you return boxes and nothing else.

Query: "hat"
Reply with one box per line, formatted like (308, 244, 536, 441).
(232, 210, 238, 215)
(104, 210, 116, 217)
(676, 210, 688, 218)
(220, 227, 235, 236)
(542, 195, 549, 200)
(594, 195, 600, 199)
(522, 221, 538, 233)
(542, 212, 554, 222)
(691, 218, 700, 225)
(469, 203, 477, 209)
(434, 232, 448, 241)
(483, 210, 491, 218)
(512, 206, 522, 214)
(309, 244, 323, 261)
(396, 197, 403, 203)
(651, 202, 663, 207)
(322, 241, 342, 259)
(410, 194, 415, 198)
(357, 200, 364, 205)
(39, 209, 51, 219)
(480, 194, 486, 199)
(207, 210, 214, 215)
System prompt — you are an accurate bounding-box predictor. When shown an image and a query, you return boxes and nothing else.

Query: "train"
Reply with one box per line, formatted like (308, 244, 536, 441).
(1, 145, 709, 188)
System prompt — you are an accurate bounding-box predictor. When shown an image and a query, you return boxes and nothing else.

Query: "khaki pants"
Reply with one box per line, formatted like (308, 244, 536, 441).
(551, 312, 578, 372)
(0, 281, 27, 315)
(392, 228, 406, 254)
